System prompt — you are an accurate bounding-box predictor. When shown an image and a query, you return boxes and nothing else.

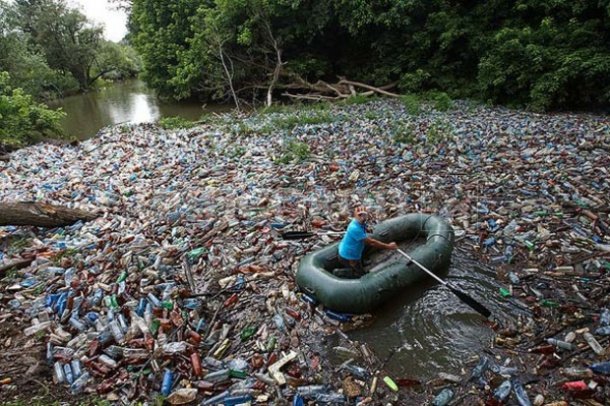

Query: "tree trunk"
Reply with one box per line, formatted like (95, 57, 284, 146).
(0, 202, 98, 227)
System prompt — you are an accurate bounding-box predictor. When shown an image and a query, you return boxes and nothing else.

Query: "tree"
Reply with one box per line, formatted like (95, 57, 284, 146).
(0, 71, 66, 149)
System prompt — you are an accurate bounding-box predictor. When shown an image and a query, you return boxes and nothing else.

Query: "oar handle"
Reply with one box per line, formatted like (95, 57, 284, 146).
(396, 248, 447, 286)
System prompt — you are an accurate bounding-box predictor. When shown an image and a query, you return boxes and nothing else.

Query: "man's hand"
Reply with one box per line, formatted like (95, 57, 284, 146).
(388, 242, 398, 250)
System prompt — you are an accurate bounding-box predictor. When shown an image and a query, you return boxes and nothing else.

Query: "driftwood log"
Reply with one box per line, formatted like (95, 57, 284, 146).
(0, 202, 98, 227)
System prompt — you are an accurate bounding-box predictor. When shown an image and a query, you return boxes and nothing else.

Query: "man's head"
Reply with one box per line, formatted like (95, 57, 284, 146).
(354, 206, 368, 224)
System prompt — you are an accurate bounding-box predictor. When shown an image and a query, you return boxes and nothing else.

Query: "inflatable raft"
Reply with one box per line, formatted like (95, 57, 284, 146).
(296, 213, 454, 314)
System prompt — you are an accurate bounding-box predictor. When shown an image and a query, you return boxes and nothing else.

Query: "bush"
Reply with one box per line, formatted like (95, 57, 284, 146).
(401, 94, 422, 115)
(427, 91, 453, 111)
(276, 140, 310, 164)
(0, 71, 66, 148)
(158, 116, 196, 130)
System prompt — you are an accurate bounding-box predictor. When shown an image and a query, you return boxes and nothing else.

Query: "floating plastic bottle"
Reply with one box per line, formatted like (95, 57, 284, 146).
(493, 379, 512, 403)
(70, 372, 91, 395)
(583, 332, 604, 354)
(546, 338, 575, 351)
(432, 388, 454, 406)
(161, 369, 173, 396)
(512, 379, 532, 406)
(590, 361, 610, 375)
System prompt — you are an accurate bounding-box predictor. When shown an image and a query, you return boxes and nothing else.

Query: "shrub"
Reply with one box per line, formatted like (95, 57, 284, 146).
(0, 71, 66, 149)
(401, 94, 422, 115)
(427, 91, 453, 111)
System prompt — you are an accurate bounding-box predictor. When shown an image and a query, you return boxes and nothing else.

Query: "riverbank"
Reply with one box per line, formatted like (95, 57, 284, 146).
(0, 100, 609, 405)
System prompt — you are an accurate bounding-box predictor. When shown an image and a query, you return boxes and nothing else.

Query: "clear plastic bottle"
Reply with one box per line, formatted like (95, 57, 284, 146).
(512, 379, 532, 406)
(432, 388, 454, 406)
(70, 372, 91, 395)
(546, 338, 575, 351)
(583, 332, 604, 354)
(493, 380, 512, 402)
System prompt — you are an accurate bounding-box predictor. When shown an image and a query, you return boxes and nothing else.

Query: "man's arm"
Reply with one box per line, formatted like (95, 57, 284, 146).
(364, 237, 398, 250)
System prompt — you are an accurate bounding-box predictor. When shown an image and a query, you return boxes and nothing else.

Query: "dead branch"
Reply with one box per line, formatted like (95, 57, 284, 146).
(0, 202, 98, 227)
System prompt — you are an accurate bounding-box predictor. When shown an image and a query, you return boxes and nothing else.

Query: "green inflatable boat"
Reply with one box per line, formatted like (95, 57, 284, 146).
(296, 213, 454, 314)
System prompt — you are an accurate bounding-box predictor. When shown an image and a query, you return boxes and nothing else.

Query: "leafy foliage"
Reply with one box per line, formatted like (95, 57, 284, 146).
(128, 0, 609, 110)
(0, 71, 66, 148)
(1, 0, 141, 100)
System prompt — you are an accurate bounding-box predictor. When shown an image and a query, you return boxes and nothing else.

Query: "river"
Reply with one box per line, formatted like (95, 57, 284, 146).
(49, 79, 231, 139)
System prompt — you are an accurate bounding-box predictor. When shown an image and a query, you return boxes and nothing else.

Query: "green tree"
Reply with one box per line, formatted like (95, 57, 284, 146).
(0, 71, 66, 149)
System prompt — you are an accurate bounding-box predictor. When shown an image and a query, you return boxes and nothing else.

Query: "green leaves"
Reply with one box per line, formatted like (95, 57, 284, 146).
(0, 71, 66, 148)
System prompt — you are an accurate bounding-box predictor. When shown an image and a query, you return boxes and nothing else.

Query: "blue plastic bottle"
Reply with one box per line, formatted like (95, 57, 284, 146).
(161, 369, 173, 396)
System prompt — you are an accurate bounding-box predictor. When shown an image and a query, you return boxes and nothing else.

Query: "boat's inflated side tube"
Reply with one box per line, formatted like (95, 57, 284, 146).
(296, 214, 454, 314)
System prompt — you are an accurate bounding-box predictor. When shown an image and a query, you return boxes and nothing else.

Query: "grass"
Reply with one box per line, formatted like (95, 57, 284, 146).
(158, 116, 196, 130)
(401, 94, 422, 115)
(343, 94, 375, 105)
(276, 140, 311, 164)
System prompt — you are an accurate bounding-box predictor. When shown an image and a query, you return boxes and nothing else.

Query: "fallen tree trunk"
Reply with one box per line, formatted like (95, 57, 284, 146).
(0, 202, 98, 227)
(0, 258, 34, 275)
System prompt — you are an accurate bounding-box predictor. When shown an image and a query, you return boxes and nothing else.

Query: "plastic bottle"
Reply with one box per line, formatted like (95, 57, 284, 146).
(546, 338, 575, 351)
(595, 326, 610, 335)
(512, 379, 532, 406)
(201, 390, 228, 405)
(108, 320, 125, 343)
(562, 367, 593, 378)
(296, 385, 326, 397)
(590, 361, 610, 375)
(561, 380, 587, 391)
(324, 309, 351, 322)
(493, 380, 512, 402)
(313, 392, 345, 403)
(292, 394, 305, 406)
(600, 308, 610, 326)
(70, 372, 91, 395)
(70, 359, 82, 378)
(223, 394, 253, 405)
(273, 313, 287, 332)
(383, 376, 398, 392)
(161, 369, 173, 396)
(583, 332, 604, 354)
(204, 368, 230, 383)
(54, 361, 66, 384)
(63, 363, 74, 384)
(432, 388, 454, 406)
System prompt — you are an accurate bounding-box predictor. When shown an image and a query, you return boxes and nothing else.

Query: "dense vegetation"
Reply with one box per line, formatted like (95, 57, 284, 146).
(127, 0, 610, 111)
(1, 0, 140, 99)
(0, 72, 65, 148)
(0, 0, 140, 149)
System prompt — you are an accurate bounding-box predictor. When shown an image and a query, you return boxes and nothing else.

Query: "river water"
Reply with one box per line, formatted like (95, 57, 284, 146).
(326, 241, 516, 381)
(49, 80, 230, 139)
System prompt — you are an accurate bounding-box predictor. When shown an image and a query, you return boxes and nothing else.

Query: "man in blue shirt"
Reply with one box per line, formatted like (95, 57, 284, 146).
(338, 206, 397, 276)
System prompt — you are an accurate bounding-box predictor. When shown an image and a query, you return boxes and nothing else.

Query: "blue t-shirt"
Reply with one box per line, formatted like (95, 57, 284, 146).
(338, 219, 367, 260)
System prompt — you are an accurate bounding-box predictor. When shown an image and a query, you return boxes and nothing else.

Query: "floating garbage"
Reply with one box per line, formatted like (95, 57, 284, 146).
(0, 100, 609, 404)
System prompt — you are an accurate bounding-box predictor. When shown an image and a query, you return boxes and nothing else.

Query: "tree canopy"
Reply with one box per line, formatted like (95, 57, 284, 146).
(1, 0, 140, 98)
(128, 0, 610, 110)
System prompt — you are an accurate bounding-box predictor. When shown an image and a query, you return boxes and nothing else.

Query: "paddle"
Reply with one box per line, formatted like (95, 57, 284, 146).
(396, 248, 492, 318)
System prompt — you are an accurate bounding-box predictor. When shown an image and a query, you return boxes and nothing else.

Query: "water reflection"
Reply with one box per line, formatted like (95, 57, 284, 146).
(49, 79, 230, 139)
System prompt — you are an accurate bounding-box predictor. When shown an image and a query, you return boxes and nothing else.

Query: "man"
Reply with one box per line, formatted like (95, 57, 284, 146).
(338, 206, 398, 276)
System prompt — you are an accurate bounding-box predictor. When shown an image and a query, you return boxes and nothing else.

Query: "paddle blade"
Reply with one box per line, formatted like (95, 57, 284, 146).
(282, 231, 315, 240)
(449, 286, 492, 318)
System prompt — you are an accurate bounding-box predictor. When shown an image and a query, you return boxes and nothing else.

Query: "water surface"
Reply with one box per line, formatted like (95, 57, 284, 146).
(49, 80, 230, 139)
